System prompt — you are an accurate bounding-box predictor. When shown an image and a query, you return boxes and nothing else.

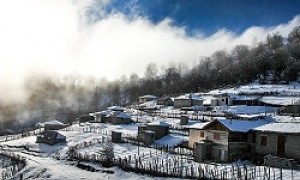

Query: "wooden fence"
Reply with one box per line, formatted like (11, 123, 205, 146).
(0, 151, 26, 180)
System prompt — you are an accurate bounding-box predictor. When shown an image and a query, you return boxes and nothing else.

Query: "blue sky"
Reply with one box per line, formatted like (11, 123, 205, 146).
(0, 0, 300, 101)
(106, 0, 300, 35)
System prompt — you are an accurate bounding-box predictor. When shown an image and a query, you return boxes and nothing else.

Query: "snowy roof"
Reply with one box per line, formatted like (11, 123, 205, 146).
(106, 111, 131, 119)
(174, 93, 203, 100)
(157, 96, 173, 101)
(236, 114, 264, 119)
(148, 120, 169, 127)
(138, 100, 157, 107)
(226, 105, 277, 115)
(259, 96, 300, 106)
(272, 116, 300, 123)
(230, 94, 261, 101)
(43, 120, 65, 126)
(212, 93, 231, 97)
(155, 134, 187, 147)
(139, 94, 157, 99)
(253, 123, 300, 133)
(185, 122, 210, 130)
(100, 110, 111, 116)
(208, 83, 300, 96)
(107, 106, 125, 111)
(217, 118, 270, 133)
(202, 95, 213, 105)
(203, 99, 211, 105)
(116, 112, 131, 119)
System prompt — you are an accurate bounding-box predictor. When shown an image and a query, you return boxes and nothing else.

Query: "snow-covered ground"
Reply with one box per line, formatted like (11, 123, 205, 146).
(0, 123, 183, 180)
(0, 120, 299, 180)
(209, 82, 300, 96)
(1, 82, 300, 179)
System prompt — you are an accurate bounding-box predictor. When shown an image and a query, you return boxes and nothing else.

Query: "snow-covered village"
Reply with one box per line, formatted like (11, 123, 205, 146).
(1, 83, 300, 179)
(1, 0, 300, 180)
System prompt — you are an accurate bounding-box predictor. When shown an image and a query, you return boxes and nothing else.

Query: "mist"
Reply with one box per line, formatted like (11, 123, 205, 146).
(0, 0, 299, 103)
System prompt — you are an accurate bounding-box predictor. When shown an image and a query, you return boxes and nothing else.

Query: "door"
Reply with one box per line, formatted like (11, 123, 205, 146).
(277, 135, 286, 156)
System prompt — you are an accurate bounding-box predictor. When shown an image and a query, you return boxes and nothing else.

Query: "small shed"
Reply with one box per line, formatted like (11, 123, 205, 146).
(105, 111, 133, 125)
(231, 95, 261, 106)
(43, 120, 66, 130)
(278, 99, 300, 117)
(78, 114, 95, 123)
(146, 121, 169, 139)
(174, 94, 203, 108)
(279, 104, 300, 116)
(180, 116, 189, 125)
(211, 93, 232, 106)
(94, 111, 111, 123)
(94, 112, 102, 122)
(157, 96, 174, 106)
(194, 140, 212, 162)
(138, 130, 156, 147)
(36, 130, 66, 145)
(138, 124, 148, 133)
(111, 131, 122, 143)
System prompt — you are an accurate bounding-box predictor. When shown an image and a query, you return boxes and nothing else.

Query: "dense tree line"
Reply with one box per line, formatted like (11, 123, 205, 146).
(0, 26, 299, 131)
(125, 26, 300, 100)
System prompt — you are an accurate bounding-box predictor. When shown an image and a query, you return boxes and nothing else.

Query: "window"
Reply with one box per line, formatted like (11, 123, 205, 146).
(260, 136, 267, 146)
(214, 132, 220, 140)
(200, 131, 204, 138)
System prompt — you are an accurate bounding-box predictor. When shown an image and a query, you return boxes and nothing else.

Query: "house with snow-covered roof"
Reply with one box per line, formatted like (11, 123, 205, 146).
(156, 96, 174, 106)
(186, 121, 210, 148)
(138, 120, 169, 141)
(190, 118, 269, 162)
(36, 130, 66, 145)
(230, 94, 262, 106)
(105, 111, 133, 125)
(252, 122, 300, 161)
(174, 93, 203, 108)
(277, 98, 300, 117)
(146, 120, 169, 139)
(42, 120, 66, 130)
(210, 93, 232, 106)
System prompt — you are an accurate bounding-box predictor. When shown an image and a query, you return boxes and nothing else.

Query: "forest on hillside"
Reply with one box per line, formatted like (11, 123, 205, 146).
(0, 26, 299, 131)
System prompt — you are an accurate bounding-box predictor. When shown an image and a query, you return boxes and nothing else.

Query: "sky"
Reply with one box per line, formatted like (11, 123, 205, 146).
(106, 0, 300, 35)
(0, 0, 299, 102)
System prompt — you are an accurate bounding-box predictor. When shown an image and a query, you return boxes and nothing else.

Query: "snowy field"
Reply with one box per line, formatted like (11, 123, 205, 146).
(0, 123, 183, 179)
(0, 121, 299, 179)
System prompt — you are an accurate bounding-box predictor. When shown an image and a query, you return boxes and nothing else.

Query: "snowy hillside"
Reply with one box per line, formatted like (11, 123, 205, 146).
(208, 82, 300, 96)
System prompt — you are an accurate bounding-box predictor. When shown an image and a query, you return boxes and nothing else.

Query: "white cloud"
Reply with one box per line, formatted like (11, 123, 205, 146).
(0, 0, 299, 102)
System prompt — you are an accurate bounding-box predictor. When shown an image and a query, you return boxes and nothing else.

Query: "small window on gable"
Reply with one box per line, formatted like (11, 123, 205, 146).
(222, 99, 224, 102)
(214, 132, 220, 140)
(200, 131, 204, 138)
(260, 136, 267, 146)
